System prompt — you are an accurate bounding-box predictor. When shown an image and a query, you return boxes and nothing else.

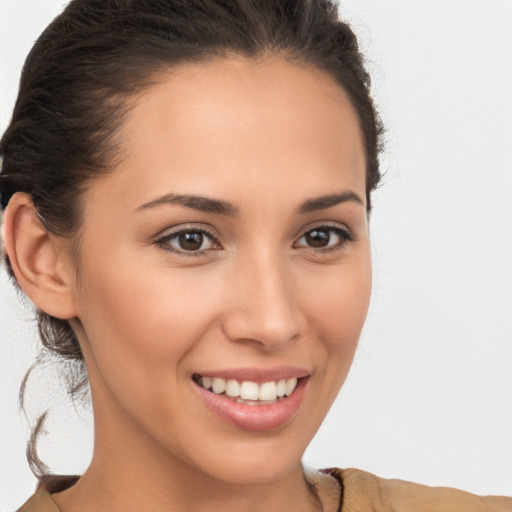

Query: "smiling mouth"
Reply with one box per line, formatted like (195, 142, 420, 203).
(192, 374, 299, 405)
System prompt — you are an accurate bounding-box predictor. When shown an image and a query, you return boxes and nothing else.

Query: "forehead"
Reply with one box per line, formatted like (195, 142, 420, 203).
(92, 56, 366, 210)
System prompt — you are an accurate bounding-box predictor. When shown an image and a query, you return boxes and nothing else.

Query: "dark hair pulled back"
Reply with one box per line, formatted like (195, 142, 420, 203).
(0, 0, 383, 476)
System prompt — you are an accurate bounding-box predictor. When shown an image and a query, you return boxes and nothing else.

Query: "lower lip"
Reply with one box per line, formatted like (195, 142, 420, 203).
(192, 378, 308, 431)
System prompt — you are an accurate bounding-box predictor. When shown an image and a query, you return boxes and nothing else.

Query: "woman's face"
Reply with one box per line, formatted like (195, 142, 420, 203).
(68, 56, 371, 484)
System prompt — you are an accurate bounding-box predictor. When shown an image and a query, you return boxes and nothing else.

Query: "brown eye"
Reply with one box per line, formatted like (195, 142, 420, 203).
(304, 229, 331, 248)
(157, 228, 219, 254)
(178, 231, 205, 251)
(294, 225, 353, 251)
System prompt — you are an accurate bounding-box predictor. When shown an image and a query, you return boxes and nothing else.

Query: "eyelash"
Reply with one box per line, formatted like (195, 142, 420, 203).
(155, 224, 354, 257)
(155, 226, 219, 257)
(293, 225, 355, 254)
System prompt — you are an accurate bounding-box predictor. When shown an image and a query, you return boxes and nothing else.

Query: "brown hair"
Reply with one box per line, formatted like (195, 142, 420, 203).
(0, 0, 383, 476)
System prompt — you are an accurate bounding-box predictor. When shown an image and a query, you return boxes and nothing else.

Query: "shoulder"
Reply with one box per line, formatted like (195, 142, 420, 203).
(16, 470, 512, 512)
(325, 467, 512, 512)
(17, 476, 78, 512)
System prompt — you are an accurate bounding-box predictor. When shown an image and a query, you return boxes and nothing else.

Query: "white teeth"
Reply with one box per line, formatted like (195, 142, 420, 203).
(259, 381, 277, 401)
(199, 375, 300, 401)
(212, 377, 226, 394)
(236, 399, 262, 406)
(276, 379, 286, 397)
(240, 381, 259, 400)
(225, 379, 240, 397)
(285, 378, 297, 396)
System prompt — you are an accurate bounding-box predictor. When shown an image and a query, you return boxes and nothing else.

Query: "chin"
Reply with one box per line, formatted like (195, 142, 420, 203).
(174, 432, 310, 486)
(202, 455, 303, 486)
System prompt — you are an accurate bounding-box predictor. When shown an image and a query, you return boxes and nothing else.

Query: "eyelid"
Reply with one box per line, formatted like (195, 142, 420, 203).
(294, 221, 353, 240)
(153, 222, 218, 241)
(293, 223, 355, 251)
(154, 224, 221, 256)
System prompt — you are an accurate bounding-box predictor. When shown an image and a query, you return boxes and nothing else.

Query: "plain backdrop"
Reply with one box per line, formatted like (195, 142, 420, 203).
(1, 0, 511, 509)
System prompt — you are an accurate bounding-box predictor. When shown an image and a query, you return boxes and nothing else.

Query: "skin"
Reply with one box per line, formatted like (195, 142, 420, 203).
(7, 55, 371, 511)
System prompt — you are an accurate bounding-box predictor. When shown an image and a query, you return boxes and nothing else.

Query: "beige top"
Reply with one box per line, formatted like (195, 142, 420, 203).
(17, 468, 512, 512)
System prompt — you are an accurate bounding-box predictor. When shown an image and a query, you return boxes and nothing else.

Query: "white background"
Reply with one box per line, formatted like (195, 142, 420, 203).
(1, 0, 511, 509)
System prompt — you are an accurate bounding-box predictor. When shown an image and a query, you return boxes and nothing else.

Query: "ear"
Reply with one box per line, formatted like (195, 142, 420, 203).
(3, 192, 78, 319)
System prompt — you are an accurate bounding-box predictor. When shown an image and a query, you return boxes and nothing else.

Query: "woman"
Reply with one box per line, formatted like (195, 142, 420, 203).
(1, 1, 510, 511)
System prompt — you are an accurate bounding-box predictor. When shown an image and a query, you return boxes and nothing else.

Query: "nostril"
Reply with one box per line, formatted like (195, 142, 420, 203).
(222, 312, 301, 349)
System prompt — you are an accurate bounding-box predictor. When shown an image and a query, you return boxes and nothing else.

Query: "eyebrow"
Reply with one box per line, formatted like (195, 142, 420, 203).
(136, 193, 238, 216)
(298, 191, 364, 213)
(135, 190, 363, 216)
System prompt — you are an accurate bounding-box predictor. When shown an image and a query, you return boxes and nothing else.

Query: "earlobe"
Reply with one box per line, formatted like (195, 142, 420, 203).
(3, 192, 78, 319)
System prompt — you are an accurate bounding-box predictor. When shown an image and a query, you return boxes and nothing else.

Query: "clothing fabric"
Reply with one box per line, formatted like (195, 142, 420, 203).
(17, 468, 512, 512)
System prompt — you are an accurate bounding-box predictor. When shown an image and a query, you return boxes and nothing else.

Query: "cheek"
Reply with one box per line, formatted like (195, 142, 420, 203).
(73, 259, 233, 456)
(73, 249, 228, 413)
(305, 258, 371, 348)
(79, 256, 221, 351)
(299, 251, 371, 390)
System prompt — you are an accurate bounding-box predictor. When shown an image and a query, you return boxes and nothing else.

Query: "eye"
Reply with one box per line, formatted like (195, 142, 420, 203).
(294, 225, 353, 251)
(156, 228, 220, 255)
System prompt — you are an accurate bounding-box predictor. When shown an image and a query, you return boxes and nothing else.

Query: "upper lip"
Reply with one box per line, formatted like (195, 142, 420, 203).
(194, 366, 310, 383)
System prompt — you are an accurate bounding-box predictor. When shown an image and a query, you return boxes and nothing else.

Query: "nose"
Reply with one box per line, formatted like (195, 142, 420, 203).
(222, 251, 302, 350)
